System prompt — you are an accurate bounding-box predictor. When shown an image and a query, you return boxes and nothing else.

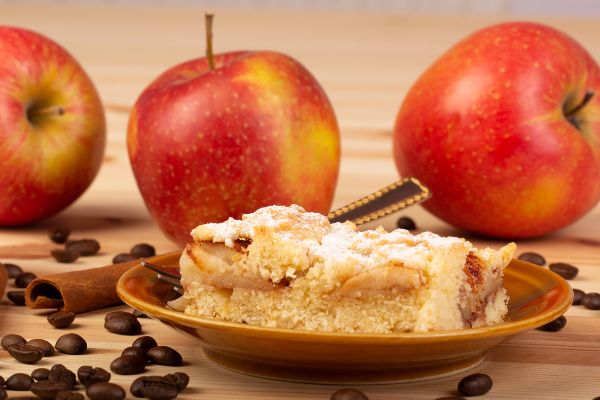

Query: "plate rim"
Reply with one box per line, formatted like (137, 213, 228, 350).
(117, 251, 573, 343)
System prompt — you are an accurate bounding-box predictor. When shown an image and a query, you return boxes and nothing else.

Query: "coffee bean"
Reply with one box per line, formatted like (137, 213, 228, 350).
(31, 368, 50, 381)
(48, 311, 76, 329)
(147, 346, 182, 366)
(171, 372, 189, 392)
(1, 334, 26, 349)
(66, 239, 100, 256)
(49, 364, 77, 389)
(86, 382, 126, 400)
(7, 344, 44, 364)
(130, 376, 178, 400)
(30, 380, 71, 399)
(27, 339, 55, 356)
(396, 216, 416, 231)
(51, 249, 80, 263)
(133, 310, 148, 319)
(162, 374, 178, 385)
(457, 373, 493, 396)
(7, 290, 26, 305)
(3, 263, 23, 278)
(110, 355, 146, 375)
(6, 373, 33, 390)
(104, 312, 141, 335)
(130, 376, 147, 397)
(330, 388, 369, 400)
(122, 347, 148, 362)
(0, 387, 5, 400)
(105, 311, 135, 320)
(573, 288, 586, 305)
(15, 272, 37, 288)
(131, 243, 156, 258)
(49, 227, 71, 244)
(56, 391, 85, 400)
(142, 379, 178, 400)
(55, 333, 87, 355)
(549, 262, 578, 280)
(537, 315, 567, 332)
(112, 253, 139, 264)
(77, 366, 111, 387)
(517, 252, 546, 266)
(582, 293, 600, 310)
(132, 336, 158, 353)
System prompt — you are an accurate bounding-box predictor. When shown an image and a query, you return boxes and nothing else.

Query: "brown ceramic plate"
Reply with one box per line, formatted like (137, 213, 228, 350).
(117, 252, 572, 384)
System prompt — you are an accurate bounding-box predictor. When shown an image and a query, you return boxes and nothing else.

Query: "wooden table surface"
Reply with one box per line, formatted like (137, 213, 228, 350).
(1, 3, 600, 399)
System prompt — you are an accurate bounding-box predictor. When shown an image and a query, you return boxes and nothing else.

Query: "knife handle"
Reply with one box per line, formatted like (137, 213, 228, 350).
(327, 177, 431, 225)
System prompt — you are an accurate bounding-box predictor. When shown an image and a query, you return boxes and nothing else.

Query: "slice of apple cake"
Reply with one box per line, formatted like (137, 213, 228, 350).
(169, 205, 515, 333)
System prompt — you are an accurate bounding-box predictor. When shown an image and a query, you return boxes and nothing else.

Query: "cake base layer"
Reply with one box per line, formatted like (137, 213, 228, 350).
(174, 278, 509, 333)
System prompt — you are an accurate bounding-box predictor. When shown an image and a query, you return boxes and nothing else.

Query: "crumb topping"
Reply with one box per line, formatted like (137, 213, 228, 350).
(189, 205, 497, 287)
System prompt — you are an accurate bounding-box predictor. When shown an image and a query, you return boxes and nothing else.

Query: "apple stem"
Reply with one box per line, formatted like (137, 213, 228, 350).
(567, 91, 595, 117)
(565, 91, 594, 130)
(205, 13, 215, 71)
(27, 105, 65, 122)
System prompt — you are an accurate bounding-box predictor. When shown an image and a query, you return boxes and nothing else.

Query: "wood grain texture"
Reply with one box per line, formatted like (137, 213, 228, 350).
(1, 4, 600, 399)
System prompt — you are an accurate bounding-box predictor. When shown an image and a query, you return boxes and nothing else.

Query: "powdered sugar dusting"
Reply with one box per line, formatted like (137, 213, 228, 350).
(190, 205, 477, 272)
(191, 218, 248, 247)
(191, 205, 330, 247)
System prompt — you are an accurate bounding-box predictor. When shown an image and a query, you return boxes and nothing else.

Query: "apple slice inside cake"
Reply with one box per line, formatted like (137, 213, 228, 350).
(169, 205, 516, 333)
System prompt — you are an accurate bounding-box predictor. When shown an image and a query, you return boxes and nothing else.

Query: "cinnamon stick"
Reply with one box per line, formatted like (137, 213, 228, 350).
(25, 259, 140, 313)
(0, 262, 7, 299)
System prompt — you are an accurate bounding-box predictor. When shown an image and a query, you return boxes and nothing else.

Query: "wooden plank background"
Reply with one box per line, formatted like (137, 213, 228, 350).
(1, 3, 600, 399)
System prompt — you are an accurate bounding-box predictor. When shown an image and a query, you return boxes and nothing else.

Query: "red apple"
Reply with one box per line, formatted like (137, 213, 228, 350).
(127, 18, 340, 246)
(394, 22, 600, 238)
(0, 27, 106, 226)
